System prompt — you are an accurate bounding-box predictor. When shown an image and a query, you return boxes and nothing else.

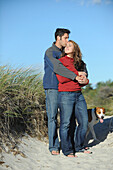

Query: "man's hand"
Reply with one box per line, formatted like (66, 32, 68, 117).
(78, 76, 88, 84)
(78, 71, 87, 77)
(75, 75, 88, 84)
(77, 71, 88, 84)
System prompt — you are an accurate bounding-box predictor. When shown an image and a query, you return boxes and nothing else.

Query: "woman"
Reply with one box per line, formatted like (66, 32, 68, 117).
(56, 40, 91, 157)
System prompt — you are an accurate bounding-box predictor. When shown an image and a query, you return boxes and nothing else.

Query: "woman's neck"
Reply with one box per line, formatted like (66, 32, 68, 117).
(66, 54, 73, 58)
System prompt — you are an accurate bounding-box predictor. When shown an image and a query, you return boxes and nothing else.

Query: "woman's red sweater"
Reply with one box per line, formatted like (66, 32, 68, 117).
(56, 56, 89, 92)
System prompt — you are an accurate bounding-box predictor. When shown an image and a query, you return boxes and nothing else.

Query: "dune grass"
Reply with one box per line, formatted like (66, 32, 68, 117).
(0, 65, 47, 153)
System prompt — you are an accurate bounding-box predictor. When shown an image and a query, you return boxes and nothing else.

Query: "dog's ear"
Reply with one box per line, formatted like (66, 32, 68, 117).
(103, 108, 105, 113)
(94, 107, 97, 113)
(95, 107, 98, 110)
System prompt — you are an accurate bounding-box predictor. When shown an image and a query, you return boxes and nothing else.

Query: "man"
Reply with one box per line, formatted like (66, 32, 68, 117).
(43, 28, 87, 155)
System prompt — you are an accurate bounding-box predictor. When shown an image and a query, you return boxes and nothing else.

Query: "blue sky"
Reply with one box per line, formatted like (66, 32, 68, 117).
(0, 0, 113, 87)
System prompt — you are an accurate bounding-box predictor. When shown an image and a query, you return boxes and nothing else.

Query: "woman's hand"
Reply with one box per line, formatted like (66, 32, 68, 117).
(76, 75, 88, 84)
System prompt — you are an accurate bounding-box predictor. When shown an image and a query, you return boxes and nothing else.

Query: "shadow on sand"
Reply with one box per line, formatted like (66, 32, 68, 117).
(84, 117, 113, 147)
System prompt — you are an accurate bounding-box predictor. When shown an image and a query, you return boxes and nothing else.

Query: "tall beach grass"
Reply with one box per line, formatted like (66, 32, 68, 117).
(0, 65, 47, 153)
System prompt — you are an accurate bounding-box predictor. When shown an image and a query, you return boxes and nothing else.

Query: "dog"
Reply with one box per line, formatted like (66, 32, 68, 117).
(86, 107, 105, 141)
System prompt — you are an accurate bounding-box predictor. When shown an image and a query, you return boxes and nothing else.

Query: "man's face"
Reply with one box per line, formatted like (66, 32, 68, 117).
(59, 33, 69, 47)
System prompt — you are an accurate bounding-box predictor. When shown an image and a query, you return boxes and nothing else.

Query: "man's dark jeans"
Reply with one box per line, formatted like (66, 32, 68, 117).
(45, 89, 60, 152)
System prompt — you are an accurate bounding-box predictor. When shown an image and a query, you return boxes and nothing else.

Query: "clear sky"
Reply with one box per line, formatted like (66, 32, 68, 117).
(0, 0, 113, 87)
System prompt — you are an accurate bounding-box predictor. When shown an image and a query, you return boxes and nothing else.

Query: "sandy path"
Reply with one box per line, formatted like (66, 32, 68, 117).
(0, 116, 113, 170)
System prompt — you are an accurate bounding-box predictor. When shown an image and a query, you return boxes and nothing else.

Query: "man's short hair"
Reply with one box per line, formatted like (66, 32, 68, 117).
(55, 28, 71, 40)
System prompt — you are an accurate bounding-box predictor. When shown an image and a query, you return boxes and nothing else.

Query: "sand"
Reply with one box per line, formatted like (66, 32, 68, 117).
(0, 116, 113, 170)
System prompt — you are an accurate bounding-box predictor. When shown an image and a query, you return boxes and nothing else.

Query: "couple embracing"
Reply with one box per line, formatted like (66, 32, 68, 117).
(43, 28, 92, 157)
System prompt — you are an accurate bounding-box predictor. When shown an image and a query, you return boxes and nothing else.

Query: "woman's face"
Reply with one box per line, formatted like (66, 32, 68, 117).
(64, 42, 74, 54)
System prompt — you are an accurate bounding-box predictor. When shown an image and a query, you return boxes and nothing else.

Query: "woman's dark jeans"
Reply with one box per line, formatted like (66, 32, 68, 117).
(59, 91, 88, 155)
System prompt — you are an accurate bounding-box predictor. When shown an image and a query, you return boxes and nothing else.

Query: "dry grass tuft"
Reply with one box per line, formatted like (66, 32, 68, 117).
(0, 65, 48, 154)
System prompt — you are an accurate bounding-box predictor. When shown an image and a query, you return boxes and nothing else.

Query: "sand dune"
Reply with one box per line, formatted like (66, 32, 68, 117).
(0, 116, 113, 170)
